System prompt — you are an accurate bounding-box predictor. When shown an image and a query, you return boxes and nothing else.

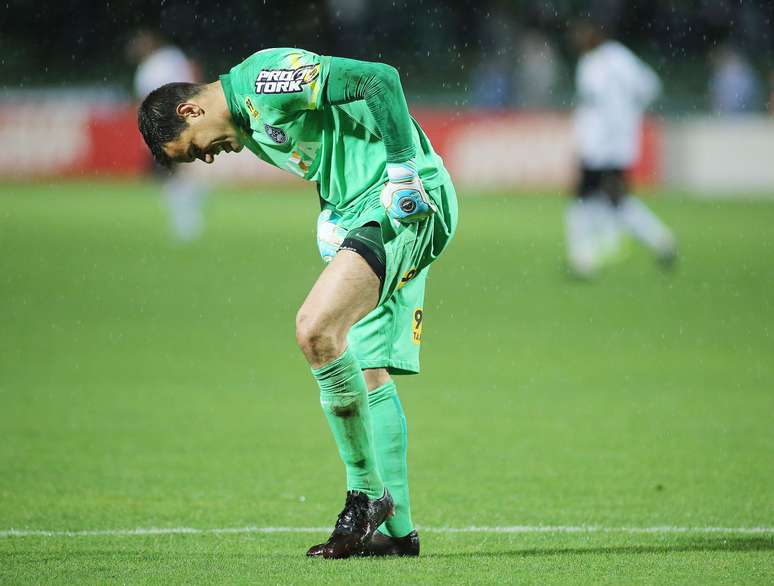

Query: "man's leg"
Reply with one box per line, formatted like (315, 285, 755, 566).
(313, 264, 426, 557)
(566, 167, 606, 278)
(615, 195, 677, 264)
(363, 369, 414, 539)
(296, 250, 393, 558)
(565, 197, 601, 277)
(359, 369, 420, 556)
(164, 173, 206, 242)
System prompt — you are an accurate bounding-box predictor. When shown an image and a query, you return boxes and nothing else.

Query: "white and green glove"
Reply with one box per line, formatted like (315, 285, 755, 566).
(380, 159, 437, 223)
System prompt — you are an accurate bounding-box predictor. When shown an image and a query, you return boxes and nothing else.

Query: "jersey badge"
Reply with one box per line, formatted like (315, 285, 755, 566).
(244, 97, 260, 119)
(255, 64, 320, 94)
(264, 124, 287, 144)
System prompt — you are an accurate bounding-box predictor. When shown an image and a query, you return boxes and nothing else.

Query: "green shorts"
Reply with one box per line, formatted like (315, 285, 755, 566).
(347, 179, 458, 375)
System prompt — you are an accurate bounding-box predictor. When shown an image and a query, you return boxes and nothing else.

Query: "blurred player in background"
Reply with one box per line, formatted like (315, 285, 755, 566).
(567, 20, 677, 278)
(709, 45, 761, 114)
(127, 29, 207, 242)
(769, 70, 774, 114)
(137, 48, 457, 559)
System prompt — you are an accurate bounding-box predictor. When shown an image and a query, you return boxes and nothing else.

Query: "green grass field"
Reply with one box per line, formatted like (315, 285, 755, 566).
(1, 181, 772, 584)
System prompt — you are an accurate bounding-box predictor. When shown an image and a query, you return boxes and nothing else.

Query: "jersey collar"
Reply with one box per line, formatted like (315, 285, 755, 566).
(218, 73, 249, 130)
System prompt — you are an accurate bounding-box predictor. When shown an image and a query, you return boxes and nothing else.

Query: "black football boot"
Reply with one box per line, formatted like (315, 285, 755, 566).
(357, 529, 420, 557)
(306, 488, 394, 559)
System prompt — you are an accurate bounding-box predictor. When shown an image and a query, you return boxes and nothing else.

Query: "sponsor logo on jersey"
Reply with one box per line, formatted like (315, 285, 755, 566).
(412, 308, 423, 345)
(264, 124, 287, 144)
(398, 267, 418, 289)
(254, 64, 320, 94)
(244, 97, 260, 119)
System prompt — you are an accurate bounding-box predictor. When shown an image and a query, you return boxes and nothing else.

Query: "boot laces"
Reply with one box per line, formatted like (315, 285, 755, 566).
(333, 491, 370, 535)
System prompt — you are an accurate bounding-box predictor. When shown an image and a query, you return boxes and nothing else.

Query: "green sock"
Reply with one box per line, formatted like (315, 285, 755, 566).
(368, 380, 414, 537)
(312, 348, 384, 499)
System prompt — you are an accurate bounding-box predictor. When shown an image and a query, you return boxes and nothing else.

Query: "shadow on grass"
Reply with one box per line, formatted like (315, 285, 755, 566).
(2, 537, 772, 564)
(425, 537, 774, 559)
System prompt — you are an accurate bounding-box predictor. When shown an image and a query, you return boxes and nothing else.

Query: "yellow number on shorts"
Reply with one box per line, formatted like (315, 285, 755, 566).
(412, 308, 423, 345)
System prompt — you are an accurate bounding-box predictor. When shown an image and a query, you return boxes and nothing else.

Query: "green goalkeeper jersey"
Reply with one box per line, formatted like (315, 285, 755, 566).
(219, 48, 452, 229)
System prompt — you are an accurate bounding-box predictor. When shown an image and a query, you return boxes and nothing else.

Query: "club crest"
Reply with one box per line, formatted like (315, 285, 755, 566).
(264, 124, 287, 144)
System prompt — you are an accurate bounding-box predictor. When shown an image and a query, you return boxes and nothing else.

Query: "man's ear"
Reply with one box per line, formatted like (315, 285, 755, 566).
(176, 102, 203, 118)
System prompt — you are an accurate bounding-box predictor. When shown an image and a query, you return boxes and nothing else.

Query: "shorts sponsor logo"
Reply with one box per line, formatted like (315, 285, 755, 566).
(412, 308, 423, 345)
(398, 267, 417, 289)
(244, 97, 260, 119)
(254, 64, 320, 94)
(264, 124, 287, 144)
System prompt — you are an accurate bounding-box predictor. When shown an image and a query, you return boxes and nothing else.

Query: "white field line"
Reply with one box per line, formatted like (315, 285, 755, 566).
(1, 525, 773, 538)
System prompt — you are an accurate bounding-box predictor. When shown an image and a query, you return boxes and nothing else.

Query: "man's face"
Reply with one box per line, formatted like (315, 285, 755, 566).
(162, 109, 244, 164)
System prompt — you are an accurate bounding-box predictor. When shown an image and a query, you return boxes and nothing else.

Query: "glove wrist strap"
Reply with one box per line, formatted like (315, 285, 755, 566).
(386, 158, 418, 183)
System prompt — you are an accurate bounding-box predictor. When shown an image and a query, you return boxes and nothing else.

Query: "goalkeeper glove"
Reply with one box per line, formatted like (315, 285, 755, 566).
(380, 159, 437, 223)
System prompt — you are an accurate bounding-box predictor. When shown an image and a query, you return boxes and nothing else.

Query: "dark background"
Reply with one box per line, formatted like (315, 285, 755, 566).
(1, 0, 773, 109)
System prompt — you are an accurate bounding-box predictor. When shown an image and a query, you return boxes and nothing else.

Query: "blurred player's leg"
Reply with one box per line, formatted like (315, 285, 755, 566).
(567, 167, 617, 277)
(615, 195, 677, 265)
(589, 194, 622, 263)
(164, 174, 206, 242)
(565, 198, 600, 277)
(594, 170, 625, 262)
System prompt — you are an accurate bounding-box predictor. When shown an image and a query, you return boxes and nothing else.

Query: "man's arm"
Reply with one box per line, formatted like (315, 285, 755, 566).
(620, 50, 661, 109)
(323, 57, 434, 222)
(635, 58, 661, 108)
(324, 57, 416, 164)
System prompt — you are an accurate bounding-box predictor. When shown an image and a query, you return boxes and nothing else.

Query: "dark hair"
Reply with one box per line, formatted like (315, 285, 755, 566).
(137, 82, 206, 167)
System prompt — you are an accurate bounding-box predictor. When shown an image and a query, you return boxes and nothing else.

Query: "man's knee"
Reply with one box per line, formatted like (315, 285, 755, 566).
(295, 309, 346, 365)
(363, 368, 391, 391)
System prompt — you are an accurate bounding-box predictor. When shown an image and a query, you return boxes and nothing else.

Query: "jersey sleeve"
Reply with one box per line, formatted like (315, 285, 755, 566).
(324, 57, 416, 164)
(631, 57, 661, 108)
(227, 47, 330, 113)
(618, 48, 661, 108)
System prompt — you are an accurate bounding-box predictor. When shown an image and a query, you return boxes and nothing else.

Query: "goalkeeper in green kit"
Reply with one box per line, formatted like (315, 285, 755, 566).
(138, 47, 458, 559)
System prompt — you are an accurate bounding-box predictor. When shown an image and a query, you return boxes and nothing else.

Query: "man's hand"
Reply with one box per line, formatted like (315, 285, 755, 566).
(380, 159, 437, 223)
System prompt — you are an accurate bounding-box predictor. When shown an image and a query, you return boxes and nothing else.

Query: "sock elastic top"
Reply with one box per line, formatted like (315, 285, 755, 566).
(368, 380, 397, 409)
(311, 348, 357, 389)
